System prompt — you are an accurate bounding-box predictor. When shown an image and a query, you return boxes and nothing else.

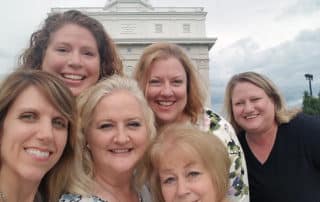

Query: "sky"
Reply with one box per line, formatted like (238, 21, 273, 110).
(1, 0, 320, 113)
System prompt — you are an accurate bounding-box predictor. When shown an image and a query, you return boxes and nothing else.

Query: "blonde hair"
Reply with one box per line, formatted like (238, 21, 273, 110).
(77, 75, 156, 189)
(223, 71, 300, 133)
(0, 69, 86, 202)
(134, 42, 207, 123)
(147, 123, 230, 202)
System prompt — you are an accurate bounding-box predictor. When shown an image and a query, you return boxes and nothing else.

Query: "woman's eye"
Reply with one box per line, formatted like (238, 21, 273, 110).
(162, 177, 176, 185)
(52, 118, 67, 129)
(19, 112, 36, 121)
(83, 51, 94, 56)
(56, 47, 67, 52)
(99, 123, 113, 129)
(128, 121, 141, 128)
(187, 171, 201, 178)
(149, 79, 160, 85)
(234, 101, 244, 106)
(251, 97, 261, 102)
(173, 79, 183, 85)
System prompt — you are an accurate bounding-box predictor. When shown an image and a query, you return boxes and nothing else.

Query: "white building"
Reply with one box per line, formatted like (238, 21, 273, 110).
(52, 0, 216, 101)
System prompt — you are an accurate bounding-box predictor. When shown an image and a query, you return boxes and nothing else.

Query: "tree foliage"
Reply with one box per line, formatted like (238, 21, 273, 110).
(302, 91, 320, 115)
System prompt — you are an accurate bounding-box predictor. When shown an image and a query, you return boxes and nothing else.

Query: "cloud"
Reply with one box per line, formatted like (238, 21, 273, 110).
(279, 0, 320, 18)
(0, 49, 11, 58)
(0, 0, 55, 74)
(0, 48, 17, 74)
(210, 27, 320, 112)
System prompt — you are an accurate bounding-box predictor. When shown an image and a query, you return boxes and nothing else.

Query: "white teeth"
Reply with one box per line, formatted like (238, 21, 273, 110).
(246, 115, 257, 119)
(158, 101, 174, 106)
(111, 149, 130, 153)
(26, 148, 50, 158)
(62, 74, 84, 80)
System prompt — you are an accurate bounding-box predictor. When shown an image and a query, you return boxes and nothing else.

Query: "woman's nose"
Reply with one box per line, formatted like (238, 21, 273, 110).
(160, 82, 174, 96)
(243, 102, 254, 112)
(113, 126, 129, 144)
(176, 178, 190, 198)
(68, 52, 82, 68)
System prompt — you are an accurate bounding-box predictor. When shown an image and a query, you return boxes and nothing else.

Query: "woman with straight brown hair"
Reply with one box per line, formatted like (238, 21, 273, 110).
(0, 69, 85, 202)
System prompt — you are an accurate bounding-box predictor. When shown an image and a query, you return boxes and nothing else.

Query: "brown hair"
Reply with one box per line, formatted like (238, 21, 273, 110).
(134, 42, 206, 123)
(224, 71, 300, 133)
(0, 69, 84, 202)
(19, 10, 123, 78)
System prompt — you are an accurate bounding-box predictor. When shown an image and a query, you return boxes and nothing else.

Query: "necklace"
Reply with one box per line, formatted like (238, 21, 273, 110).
(0, 192, 6, 202)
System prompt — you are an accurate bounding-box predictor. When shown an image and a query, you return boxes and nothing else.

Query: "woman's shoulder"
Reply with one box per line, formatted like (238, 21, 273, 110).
(284, 113, 320, 131)
(292, 113, 320, 124)
(198, 108, 240, 150)
(59, 193, 107, 202)
(199, 109, 250, 201)
(199, 108, 234, 133)
(140, 185, 152, 202)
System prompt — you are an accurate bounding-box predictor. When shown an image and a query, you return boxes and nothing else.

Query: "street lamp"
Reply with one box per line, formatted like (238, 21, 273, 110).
(304, 73, 313, 96)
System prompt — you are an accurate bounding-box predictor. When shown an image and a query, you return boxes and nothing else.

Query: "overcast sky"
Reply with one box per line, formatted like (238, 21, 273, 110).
(1, 0, 320, 112)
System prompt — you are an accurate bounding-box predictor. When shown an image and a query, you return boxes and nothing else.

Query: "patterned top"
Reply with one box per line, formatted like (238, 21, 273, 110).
(59, 194, 107, 202)
(196, 109, 250, 202)
(59, 193, 143, 202)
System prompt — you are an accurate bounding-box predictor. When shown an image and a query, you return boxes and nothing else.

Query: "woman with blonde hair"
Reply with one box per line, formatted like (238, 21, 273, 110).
(0, 69, 84, 202)
(134, 42, 249, 202)
(224, 71, 320, 202)
(60, 75, 156, 202)
(148, 123, 231, 202)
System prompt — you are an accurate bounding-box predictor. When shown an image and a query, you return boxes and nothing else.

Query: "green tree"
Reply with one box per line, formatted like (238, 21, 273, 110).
(302, 91, 320, 115)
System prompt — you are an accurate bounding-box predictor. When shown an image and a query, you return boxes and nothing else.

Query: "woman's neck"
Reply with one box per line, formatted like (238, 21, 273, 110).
(245, 122, 278, 164)
(157, 112, 191, 128)
(94, 170, 139, 202)
(0, 168, 38, 202)
(246, 121, 278, 144)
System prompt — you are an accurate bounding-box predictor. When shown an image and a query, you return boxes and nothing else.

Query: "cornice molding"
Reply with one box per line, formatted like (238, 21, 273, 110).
(51, 7, 206, 15)
(114, 37, 217, 49)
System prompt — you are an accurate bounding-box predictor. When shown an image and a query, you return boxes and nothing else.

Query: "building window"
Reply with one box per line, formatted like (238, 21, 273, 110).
(155, 24, 163, 33)
(127, 47, 132, 52)
(183, 24, 190, 33)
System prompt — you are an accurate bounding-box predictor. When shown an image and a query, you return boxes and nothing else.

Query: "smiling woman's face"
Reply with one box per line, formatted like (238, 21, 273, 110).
(42, 23, 100, 96)
(86, 90, 149, 176)
(231, 81, 276, 135)
(146, 57, 188, 125)
(0, 85, 68, 182)
(158, 147, 218, 202)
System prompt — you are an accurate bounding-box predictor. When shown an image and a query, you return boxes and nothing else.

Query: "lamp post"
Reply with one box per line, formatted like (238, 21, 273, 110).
(304, 73, 313, 96)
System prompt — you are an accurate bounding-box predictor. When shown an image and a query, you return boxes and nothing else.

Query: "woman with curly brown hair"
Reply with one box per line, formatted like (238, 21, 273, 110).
(20, 10, 123, 96)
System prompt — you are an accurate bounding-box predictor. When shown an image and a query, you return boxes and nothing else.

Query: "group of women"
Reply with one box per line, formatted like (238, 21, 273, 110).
(0, 9, 319, 202)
